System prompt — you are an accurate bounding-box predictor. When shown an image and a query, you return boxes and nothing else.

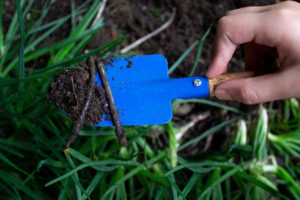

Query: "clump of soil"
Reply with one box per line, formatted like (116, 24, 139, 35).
(47, 64, 108, 125)
(47, 57, 127, 148)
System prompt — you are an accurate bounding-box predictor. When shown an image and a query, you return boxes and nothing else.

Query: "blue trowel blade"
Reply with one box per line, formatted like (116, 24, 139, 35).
(94, 54, 209, 126)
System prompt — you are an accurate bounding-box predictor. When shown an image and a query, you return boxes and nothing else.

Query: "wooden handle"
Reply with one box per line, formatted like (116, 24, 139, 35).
(208, 71, 255, 96)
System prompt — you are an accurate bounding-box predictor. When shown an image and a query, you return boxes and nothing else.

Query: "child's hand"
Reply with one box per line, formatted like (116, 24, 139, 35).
(206, 1, 300, 104)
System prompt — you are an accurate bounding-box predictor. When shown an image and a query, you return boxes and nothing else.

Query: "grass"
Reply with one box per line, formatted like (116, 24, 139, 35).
(1, 1, 300, 199)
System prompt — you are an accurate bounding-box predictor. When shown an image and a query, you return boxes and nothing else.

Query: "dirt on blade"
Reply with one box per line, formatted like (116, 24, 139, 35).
(47, 64, 108, 126)
(47, 57, 128, 147)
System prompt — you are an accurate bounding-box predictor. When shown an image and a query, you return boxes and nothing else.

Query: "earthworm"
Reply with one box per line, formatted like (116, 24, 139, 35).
(65, 56, 96, 150)
(96, 60, 127, 146)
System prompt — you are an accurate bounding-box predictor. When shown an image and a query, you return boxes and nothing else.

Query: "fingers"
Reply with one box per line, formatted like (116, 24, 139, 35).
(214, 67, 300, 104)
(206, 12, 283, 78)
(226, 5, 270, 16)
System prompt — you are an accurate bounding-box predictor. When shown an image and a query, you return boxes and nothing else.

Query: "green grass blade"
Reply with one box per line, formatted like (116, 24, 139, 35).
(178, 117, 240, 151)
(15, 0, 26, 78)
(67, 148, 118, 171)
(35, 35, 126, 74)
(173, 99, 240, 113)
(0, 0, 3, 55)
(0, 0, 25, 73)
(0, 70, 57, 86)
(53, 0, 100, 62)
(45, 160, 140, 187)
(0, 153, 29, 175)
(0, 170, 40, 200)
(139, 170, 169, 186)
(101, 151, 166, 199)
(166, 161, 235, 176)
(82, 172, 103, 200)
(79, 129, 114, 136)
(200, 166, 241, 199)
(0, 145, 24, 158)
(0, 138, 38, 151)
(236, 171, 284, 198)
(64, 152, 82, 200)
(166, 123, 177, 168)
(2, 19, 67, 76)
(182, 173, 201, 198)
(168, 40, 199, 75)
(168, 174, 180, 200)
(189, 25, 212, 76)
(37, 159, 64, 170)
(4, 7, 86, 44)
(253, 108, 268, 160)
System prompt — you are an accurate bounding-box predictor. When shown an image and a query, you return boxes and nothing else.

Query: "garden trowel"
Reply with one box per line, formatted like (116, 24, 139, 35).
(95, 54, 253, 126)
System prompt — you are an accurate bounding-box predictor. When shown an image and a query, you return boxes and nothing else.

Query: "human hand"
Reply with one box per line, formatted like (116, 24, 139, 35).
(206, 1, 300, 104)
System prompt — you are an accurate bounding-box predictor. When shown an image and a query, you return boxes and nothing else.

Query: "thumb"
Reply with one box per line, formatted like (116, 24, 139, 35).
(214, 70, 296, 104)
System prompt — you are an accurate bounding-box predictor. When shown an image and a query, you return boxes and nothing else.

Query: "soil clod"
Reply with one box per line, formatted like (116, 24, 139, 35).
(47, 56, 127, 148)
(126, 61, 133, 68)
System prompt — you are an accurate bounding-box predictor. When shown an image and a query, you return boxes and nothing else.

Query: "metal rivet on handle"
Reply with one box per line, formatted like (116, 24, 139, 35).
(193, 79, 202, 87)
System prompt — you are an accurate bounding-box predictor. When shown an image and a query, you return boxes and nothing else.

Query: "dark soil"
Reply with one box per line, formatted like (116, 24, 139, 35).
(47, 57, 127, 147)
(47, 63, 107, 125)
(91, 0, 285, 77)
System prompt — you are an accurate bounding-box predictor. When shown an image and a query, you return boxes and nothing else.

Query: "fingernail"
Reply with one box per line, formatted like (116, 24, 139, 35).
(215, 89, 231, 100)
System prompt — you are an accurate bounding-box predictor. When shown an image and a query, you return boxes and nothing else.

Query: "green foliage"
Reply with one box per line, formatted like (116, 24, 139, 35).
(1, 1, 300, 199)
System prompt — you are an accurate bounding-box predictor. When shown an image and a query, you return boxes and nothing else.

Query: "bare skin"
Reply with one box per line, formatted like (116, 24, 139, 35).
(206, 1, 300, 104)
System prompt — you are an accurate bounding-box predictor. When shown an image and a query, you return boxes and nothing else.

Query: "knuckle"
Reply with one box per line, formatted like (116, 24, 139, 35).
(217, 16, 230, 30)
(217, 16, 232, 36)
(269, 8, 293, 21)
(237, 85, 260, 105)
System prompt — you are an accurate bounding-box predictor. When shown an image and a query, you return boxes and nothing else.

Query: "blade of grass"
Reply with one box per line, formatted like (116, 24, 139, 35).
(165, 161, 236, 176)
(71, 23, 104, 56)
(168, 40, 199, 75)
(168, 173, 180, 200)
(172, 99, 240, 114)
(166, 122, 177, 168)
(52, 0, 101, 62)
(2, 18, 67, 76)
(236, 171, 285, 199)
(4, 7, 86, 44)
(0, 170, 40, 200)
(0, 153, 29, 176)
(64, 152, 82, 200)
(101, 151, 166, 199)
(82, 172, 103, 200)
(182, 173, 201, 198)
(67, 148, 118, 171)
(189, 25, 212, 76)
(139, 170, 169, 186)
(253, 108, 268, 160)
(15, 0, 26, 79)
(199, 166, 241, 199)
(0, 0, 25, 73)
(0, 0, 3, 55)
(0, 144, 24, 158)
(79, 129, 114, 136)
(45, 160, 140, 187)
(35, 35, 126, 74)
(178, 117, 240, 151)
